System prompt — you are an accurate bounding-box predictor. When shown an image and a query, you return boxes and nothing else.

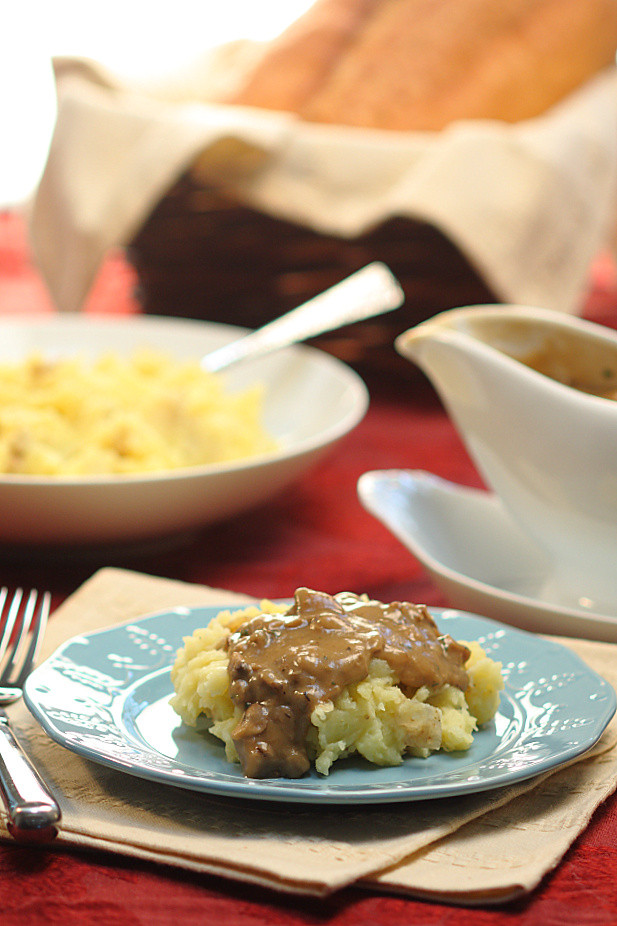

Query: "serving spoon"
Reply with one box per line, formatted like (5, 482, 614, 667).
(201, 262, 404, 373)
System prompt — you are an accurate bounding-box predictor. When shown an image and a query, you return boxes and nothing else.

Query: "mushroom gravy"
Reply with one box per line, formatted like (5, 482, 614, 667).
(225, 587, 470, 778)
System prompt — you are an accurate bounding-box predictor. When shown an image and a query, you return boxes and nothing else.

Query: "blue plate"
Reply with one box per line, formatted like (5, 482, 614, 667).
(24, 605, 616, 804)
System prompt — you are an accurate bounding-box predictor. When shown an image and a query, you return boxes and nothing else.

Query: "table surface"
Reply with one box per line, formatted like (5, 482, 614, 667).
(1, 210, 617, 925)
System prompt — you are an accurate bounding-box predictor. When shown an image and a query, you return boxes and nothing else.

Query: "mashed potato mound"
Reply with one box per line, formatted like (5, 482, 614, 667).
(0, 349, 276, 475)
(170, 599, 504, 777)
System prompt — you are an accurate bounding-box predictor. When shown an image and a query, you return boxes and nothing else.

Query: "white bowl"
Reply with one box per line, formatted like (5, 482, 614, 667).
(0, 315, 368, 547)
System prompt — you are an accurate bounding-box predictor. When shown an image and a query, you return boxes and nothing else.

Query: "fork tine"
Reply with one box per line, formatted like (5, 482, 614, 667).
(13, 591, 51, 688)
(0, 589, 24, 686)
(0, 589, 9, 667)
(1, 589, 35, 681)
(0, 590, 51, 690)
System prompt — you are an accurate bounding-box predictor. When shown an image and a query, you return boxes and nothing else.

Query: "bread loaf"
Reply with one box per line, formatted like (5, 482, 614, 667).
(224, 0, 617, 130)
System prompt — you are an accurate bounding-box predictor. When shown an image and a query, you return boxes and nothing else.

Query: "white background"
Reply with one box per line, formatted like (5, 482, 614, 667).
(1, 1, 312, 206)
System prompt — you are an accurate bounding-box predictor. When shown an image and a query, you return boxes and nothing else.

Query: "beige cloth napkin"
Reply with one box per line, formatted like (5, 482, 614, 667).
(29, 53, 617, 317)
(2, 567, 617, 904)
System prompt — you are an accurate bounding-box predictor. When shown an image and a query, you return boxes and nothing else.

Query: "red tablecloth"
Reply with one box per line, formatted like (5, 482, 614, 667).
(1, 210, 617, 925)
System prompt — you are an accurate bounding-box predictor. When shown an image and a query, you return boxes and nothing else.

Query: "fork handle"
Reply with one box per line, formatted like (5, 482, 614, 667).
(0, 716, 61, 842)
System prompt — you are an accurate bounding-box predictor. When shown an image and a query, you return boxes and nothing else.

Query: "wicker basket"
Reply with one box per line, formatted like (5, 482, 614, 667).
(127, 171, 498, 378)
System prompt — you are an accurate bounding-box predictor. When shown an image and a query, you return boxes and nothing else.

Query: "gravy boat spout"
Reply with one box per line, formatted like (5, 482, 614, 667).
(396, 305, 617, 612)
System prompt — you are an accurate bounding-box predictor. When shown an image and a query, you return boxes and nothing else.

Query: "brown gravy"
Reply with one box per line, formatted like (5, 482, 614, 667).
(225, 588, 470, 779)
(467, 317, 617, 400)
(518, 345, 617, 399)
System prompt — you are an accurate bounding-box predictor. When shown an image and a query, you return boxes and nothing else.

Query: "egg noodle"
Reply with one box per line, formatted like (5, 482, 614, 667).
(0, 349, 276, 476)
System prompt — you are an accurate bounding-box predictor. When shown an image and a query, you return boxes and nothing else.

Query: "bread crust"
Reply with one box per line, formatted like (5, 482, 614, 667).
(225, 0, 380, 114)
(226, 0, 617, 129)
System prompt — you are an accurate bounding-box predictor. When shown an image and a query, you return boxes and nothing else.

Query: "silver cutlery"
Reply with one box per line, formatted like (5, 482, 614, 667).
(0, 588, 61, 842)
(201, 261, 405, 373)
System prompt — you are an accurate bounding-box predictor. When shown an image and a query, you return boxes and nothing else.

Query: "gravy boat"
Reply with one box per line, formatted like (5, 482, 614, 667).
(396, 305, 617, 611)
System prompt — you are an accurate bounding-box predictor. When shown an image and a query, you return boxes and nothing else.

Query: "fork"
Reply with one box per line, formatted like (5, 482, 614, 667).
(0, 588, 61, 841)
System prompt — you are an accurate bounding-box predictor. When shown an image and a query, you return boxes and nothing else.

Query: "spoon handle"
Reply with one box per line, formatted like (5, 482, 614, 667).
(201, 262, 404, 373)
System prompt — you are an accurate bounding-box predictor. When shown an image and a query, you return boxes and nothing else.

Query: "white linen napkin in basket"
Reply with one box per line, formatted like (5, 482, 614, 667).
(29, 54, 617, 316)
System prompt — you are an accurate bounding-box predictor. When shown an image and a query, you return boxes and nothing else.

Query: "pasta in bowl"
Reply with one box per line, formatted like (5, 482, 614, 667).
(0, 315, 367, 547)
